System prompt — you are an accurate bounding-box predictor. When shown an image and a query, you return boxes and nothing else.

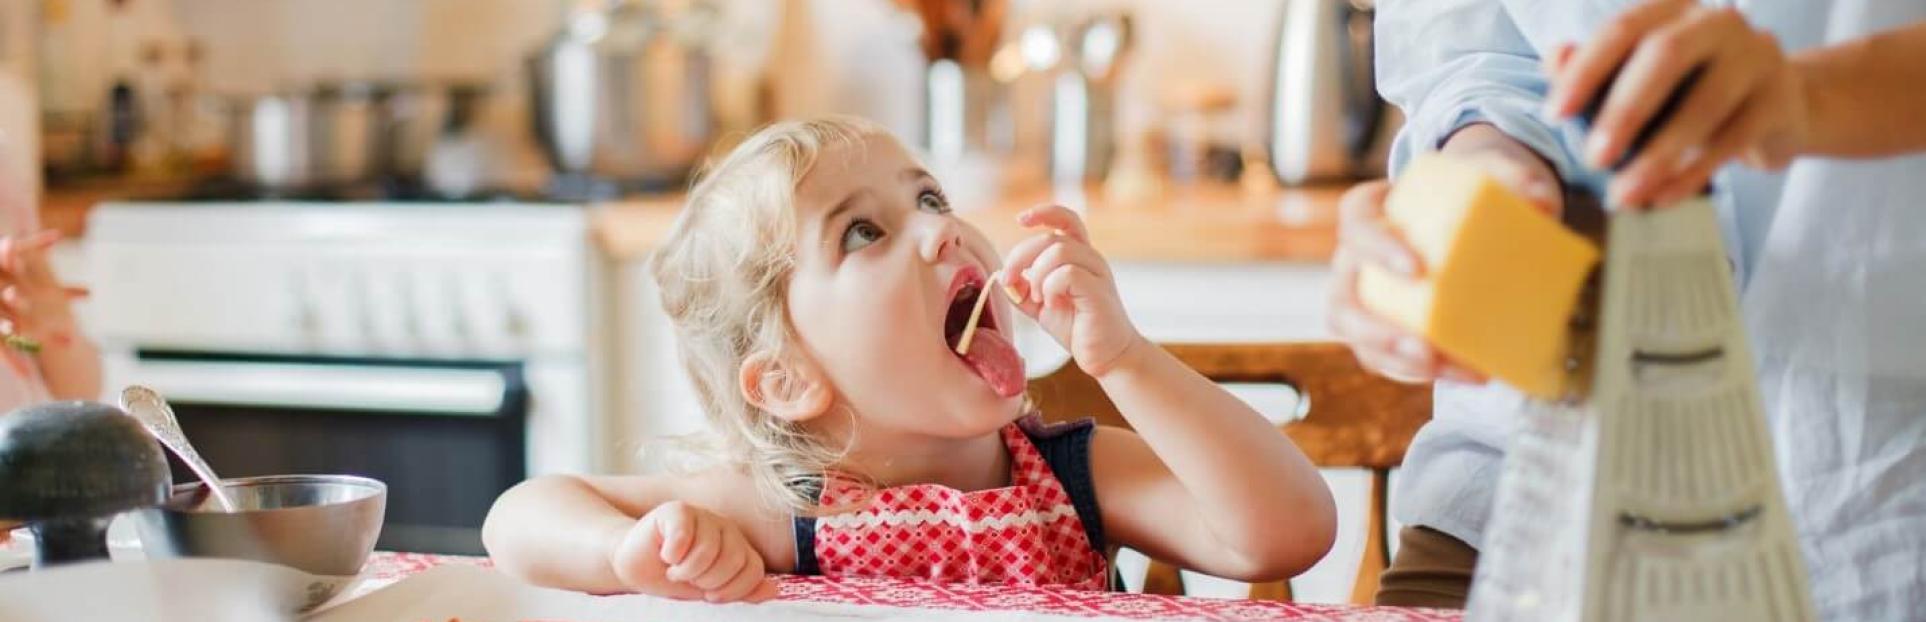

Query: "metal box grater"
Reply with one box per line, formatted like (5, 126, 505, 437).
(1464, 196, 1815, 621)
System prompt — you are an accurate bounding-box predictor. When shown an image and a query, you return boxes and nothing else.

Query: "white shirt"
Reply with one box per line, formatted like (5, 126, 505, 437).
(1376, 1, 1926, 619)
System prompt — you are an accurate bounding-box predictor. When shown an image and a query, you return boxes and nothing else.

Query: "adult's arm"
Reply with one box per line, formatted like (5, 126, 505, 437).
(1332, 0, 1584, 384)
(1795, 20, 1926, 158)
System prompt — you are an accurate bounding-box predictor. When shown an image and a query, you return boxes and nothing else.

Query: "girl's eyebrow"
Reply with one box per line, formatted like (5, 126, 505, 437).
(900, 167, 936, 185)
(818, 188, 871, 245)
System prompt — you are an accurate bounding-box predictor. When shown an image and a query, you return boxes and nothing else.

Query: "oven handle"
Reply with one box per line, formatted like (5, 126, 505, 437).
(124, 359, 510, 415)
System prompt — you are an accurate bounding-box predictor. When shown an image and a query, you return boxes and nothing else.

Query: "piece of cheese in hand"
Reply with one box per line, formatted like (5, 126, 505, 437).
(1357, 153, 1600, 399)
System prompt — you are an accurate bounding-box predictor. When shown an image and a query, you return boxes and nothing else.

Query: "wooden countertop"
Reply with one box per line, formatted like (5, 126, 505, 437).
(593, 183, 1344, 264)
(42, 180, 1346, 264)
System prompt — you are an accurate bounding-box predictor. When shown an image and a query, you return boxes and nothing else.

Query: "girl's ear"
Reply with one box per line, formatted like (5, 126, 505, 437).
(738, 350, 835, 423)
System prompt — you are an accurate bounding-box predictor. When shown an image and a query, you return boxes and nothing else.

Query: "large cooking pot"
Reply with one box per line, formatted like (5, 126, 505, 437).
(224, 81, 489, 195)
(527, 1, 719, 198)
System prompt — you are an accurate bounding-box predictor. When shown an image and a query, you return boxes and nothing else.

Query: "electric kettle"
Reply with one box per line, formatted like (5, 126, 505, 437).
(1260, 0, 1394, 184)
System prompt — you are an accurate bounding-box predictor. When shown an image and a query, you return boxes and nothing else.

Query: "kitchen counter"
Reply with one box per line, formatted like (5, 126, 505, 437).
(44, 181, 1347, 264)
(592, 183, 1346, 264)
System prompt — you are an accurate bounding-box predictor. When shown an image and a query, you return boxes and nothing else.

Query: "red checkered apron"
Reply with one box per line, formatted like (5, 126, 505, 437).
(809, 423, 1110, 590)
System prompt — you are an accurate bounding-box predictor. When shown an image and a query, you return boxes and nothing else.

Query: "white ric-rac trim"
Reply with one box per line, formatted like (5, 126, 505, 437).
(817, 503, 1078, 533)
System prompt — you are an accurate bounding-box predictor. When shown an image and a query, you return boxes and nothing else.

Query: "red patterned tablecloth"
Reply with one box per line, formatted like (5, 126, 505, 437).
(361, 552, 1462, 622)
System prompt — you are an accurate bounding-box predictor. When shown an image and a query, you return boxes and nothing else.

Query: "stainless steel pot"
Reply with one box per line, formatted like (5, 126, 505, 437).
(309, 81, 382, 187)
(527, 1, 718, 198)
(224, 81, 489, 194)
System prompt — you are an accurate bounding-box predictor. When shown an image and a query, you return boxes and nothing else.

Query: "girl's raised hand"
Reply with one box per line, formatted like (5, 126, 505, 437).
(999, 205, 1144, 378)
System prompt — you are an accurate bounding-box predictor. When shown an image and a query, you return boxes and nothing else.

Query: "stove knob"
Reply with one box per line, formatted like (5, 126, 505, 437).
(505, 305, 530, 341)
(493, 274, 530, 344)
(291, 272, 320, 337)
(445, 274, 471, 342)
(396, 275, 422, 341)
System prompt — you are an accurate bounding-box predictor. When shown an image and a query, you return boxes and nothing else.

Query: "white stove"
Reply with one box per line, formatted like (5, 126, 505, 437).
(83, 202, 614, 553)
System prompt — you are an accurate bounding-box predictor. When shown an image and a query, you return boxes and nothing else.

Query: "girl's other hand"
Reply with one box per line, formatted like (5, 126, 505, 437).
(999, 205, 1144, 378)
(1543, 0, 1809, 207)
(609, 501, 778, 604)
(0, 230, 87, 352)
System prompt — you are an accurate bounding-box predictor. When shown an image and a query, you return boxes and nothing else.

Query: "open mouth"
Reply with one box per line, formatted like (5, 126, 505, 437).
(940, 267, 1024, 398)
(944, 277, 999, 352)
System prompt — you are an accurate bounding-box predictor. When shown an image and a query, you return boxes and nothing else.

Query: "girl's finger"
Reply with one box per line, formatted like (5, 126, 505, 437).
(1021, 241, 1107, 304)
(63, 286, 89, 300)
(18, 230, 60, 252)
(1038, 264, 1101, 313)
(1586, 12, 1725, 169)
(705, 549, 771, 603)
(1000, 233, 1066, 298)
(668, 516, 725, 583)
(653, 505, 697, 566)
(710, 572, 777, 604)
(1016, 204, 1089, 243)
(687, 536, 750, 591)
(1547, 0, 1689, 118)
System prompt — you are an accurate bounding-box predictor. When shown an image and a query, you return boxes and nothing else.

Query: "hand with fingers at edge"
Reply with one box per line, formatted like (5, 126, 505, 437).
(1540, 0, 1809, 208)
(998, 204, 1144, 379)
(1328, 123, 1566, 386)
(608, 501, 780, 604)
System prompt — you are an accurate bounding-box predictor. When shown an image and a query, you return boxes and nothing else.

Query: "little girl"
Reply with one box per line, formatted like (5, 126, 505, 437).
(482, 117, 1337, 603)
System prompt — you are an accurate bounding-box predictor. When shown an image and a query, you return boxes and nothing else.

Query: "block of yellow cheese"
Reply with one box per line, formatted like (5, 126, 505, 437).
(1357, 153, 1600, 399)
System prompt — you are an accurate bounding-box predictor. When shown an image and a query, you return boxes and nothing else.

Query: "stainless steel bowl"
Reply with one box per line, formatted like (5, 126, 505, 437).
(135, 475, 386, 579)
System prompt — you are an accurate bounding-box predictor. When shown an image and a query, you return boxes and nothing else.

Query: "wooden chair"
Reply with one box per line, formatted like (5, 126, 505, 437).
(1027, 342, 1432, 604)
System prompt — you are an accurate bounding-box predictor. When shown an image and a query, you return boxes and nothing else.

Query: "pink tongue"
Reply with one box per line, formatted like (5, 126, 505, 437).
(960, 329, 1026, 398)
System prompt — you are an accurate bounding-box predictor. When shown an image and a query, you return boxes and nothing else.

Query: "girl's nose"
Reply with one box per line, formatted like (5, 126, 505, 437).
(918, 217, 964, 264)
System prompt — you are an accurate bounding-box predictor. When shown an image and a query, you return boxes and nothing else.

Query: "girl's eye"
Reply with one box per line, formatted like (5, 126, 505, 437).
(917, 189, 951, 214)
(841, 219, 886, 253)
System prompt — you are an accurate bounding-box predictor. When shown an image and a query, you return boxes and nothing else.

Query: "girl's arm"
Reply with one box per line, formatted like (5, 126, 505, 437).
(1000, 206, 1337, 582)
(1089, 349, 1337, 581)
(481, 468, 788, 601)
(36, 331, 101, 401)
(2, 231, 102, 401)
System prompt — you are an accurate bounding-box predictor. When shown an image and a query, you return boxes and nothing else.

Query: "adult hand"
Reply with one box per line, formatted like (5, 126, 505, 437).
(1328, 124, 1561, 385)
(1542, 0, 1809, 207)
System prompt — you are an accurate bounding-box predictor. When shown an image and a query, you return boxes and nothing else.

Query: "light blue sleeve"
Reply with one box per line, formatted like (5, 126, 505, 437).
(1374, 0, 1589, 180)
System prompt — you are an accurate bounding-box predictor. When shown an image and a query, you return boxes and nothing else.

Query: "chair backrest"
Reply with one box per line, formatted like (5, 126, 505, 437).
(1027, 342, 1432, 604)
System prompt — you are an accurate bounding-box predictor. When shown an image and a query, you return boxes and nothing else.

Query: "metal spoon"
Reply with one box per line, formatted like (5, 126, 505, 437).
(120, 385, 237, 512)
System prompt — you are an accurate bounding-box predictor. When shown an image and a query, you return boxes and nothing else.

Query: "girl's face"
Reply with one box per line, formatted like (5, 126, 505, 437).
(784, 134, 1026, 440)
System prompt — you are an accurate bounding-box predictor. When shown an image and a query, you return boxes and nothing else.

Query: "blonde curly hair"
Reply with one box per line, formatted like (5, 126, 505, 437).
(648, 116, 885, 513)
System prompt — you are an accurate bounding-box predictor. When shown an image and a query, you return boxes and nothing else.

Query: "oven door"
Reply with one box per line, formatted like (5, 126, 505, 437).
(124, 350, 528, 555)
